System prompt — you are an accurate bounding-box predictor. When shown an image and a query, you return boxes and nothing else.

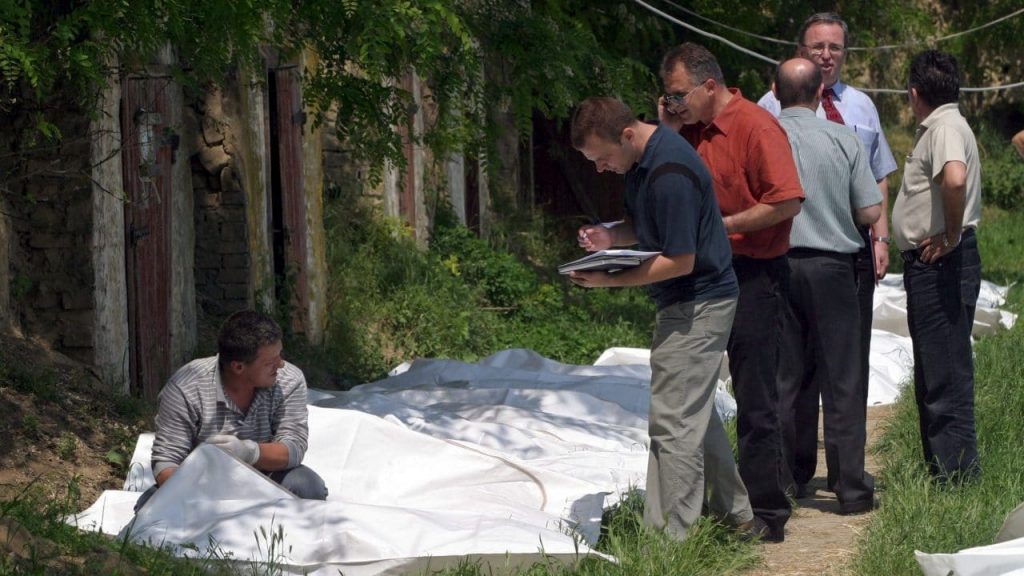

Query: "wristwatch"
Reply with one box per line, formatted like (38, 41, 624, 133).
(874, 236, 891, 245)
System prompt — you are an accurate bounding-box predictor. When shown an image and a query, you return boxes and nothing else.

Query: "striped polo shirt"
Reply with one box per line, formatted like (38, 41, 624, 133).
(150, 355, 310, 478)
(778, 107, 881, 253)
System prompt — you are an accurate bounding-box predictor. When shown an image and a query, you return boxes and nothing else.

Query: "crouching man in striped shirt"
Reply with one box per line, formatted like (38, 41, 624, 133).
(136, 310, 327, 510)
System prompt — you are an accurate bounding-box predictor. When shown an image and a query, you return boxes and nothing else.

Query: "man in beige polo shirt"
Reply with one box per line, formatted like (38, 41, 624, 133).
(892, 50, 982, 482)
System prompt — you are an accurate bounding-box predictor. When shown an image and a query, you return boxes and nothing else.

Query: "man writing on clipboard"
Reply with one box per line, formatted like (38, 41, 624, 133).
(568, 96, 765, 543)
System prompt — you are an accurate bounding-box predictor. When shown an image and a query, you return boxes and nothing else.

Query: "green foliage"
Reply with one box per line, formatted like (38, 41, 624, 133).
(305, 185, 652, 386)
(55, 433, 78, 461)
(977, 125, 1024, 210)
(0, 359, 59, 403)
(852, 207, 1024, 575)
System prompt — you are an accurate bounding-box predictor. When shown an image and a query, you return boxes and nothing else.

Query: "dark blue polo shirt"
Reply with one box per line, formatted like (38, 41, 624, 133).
(624, 124, 737, 309)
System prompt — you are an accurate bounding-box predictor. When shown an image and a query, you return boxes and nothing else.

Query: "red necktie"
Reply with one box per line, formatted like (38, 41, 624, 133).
(822, 88, 845, 125)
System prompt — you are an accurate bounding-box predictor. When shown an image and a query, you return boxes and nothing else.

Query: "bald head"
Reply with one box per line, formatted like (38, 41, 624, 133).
(773, 58, 823, 109)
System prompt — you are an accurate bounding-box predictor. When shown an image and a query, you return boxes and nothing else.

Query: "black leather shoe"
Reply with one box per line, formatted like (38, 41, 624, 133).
(839, 497, 878, 515)
(794, 483, 810, 499)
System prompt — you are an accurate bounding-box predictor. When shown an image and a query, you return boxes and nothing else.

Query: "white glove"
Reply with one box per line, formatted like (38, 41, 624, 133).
(205, 434, 260, 465)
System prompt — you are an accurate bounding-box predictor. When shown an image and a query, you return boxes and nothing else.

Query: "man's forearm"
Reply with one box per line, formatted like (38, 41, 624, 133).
(608, 219, 637, 246)
(254, 442, 293, 471)
(723, 198, 801, 234)
(871, 178, 890, 238)
(940, 161, 967, 244)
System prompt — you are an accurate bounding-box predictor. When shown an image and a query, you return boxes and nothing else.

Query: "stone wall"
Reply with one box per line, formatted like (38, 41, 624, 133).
(0, 194, 10, 331)
(188, 86, 253, 317)
(0, 107, 96, 364)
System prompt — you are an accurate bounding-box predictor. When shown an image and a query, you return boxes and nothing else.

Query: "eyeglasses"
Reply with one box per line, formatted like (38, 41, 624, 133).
(662, 80, 706, 111)
(802, 43, 845, 57)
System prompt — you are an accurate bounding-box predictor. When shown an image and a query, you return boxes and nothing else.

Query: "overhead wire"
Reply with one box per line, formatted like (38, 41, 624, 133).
(635, 0, 1023, 93)
(653, 0, 1024, 53)
(630, 0, 779, 66)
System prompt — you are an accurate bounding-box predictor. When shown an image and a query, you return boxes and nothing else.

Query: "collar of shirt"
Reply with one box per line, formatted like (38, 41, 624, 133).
(212, 354, 268, 413)
(779, 107, 816, 120)
(213, 355, 229, 405)
(633, 123, 668, 175)
(919, 102, 962, 132)
(700, 87, 747, 138)
(828, 81, 848, 101)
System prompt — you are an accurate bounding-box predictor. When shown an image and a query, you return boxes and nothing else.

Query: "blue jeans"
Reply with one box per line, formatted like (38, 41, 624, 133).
(902, 229, 981, 480)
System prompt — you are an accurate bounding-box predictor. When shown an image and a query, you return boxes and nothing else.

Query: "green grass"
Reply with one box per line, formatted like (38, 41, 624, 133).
(432, 490, 760, 576)
(851, 206, 1024, 575)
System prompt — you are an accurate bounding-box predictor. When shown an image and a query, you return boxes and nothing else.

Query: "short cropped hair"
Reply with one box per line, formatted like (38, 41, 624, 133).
(797, 12, 849, 47)
(909, 50, 960, 108)
(775, 62, 822, 108)
(217, 310, 283, 368)
(570, 97, 635, 149)
(659, 42, 725, 86)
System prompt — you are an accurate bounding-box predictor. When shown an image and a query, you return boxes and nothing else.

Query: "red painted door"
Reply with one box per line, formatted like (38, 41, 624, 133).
(121, 76, 173, 399)
(270, 66, 308, 334)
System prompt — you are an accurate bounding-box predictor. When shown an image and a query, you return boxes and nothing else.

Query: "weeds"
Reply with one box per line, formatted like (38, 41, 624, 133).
(852, 207, 1024, 574)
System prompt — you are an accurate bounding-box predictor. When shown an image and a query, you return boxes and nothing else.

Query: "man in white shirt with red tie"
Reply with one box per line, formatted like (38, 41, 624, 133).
(758, 12, 897, 500)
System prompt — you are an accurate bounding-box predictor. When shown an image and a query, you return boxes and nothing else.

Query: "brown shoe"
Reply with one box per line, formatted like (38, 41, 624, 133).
(736, 516, 784, 543)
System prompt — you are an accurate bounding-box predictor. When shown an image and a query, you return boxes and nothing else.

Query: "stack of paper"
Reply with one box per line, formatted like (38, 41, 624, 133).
(558, 250, 660, 274)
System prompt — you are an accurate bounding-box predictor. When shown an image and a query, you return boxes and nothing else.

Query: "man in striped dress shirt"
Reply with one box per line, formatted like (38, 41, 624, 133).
(773, 58, 881, 514)
(137, 310, 327, 510)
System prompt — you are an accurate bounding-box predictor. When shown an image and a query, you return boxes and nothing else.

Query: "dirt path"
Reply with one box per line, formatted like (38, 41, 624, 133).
(744, 404, 893, 575)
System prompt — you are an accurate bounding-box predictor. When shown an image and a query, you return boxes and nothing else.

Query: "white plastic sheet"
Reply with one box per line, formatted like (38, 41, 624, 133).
(68, 277, 1016, 574)
(916, 538, 1024, 576)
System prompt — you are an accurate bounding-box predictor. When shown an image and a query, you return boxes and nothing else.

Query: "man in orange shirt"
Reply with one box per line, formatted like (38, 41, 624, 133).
(659, 42, 804, 542)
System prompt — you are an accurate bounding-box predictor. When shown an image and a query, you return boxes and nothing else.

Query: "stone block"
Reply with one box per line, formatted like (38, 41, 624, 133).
(29, 204, 63, 228)
(198, 145, 230, 174)
(217, 267, 250, 284)
(222, 254, 250, 269)
(43, 248, 67, 271)
(220, 222, 247, 242)
(30, 232, 73, 249)
(219, 241, 249, 254)
(195, 251, 221, 269)
(198, 284, 225, 300)
(202, 115, 226, 147)
(222, 284, 250, 300)
(219, 166, 236, 193)
(198, 191, 222, 208)
(222, 300, 249, 313)
(220, 191, 246, 207)
(220, 208, 246, 222)
(62, 288, 92, 310)
(32, 285, 60, 309)
(60, 310, 95, 348)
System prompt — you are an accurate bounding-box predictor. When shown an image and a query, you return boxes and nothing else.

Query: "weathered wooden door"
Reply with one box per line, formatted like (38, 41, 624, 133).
(269, 66, 308, 334)
(121, 76, 174, 399)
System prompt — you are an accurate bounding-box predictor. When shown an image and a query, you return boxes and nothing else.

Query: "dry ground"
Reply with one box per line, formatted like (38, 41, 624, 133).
(0, 331, 134, 505)
(744, 404, 894, 575)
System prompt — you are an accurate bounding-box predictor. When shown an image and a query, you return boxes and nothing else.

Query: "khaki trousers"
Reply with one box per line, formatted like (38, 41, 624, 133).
(644, 296, 753, 540)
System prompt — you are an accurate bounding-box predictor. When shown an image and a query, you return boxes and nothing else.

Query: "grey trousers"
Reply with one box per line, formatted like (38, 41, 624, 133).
(643, 296, 753, 541)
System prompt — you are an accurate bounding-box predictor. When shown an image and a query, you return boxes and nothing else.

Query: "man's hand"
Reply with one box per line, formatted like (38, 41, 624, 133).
(578, 225, 613, 252)
(917, 233, 959, 264)
(569, 270, 613, 288)
(206, 434, 260, 465)
(657, 96, 685, 133)
(873, 241, 889, 281)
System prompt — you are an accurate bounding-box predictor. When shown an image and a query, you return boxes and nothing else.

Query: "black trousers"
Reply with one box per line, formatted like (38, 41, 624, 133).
(854, 231, 875, 409)
(903, 229, 981, 480)
(729, 256, 792, 533)
(777, 250, 874, 510)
